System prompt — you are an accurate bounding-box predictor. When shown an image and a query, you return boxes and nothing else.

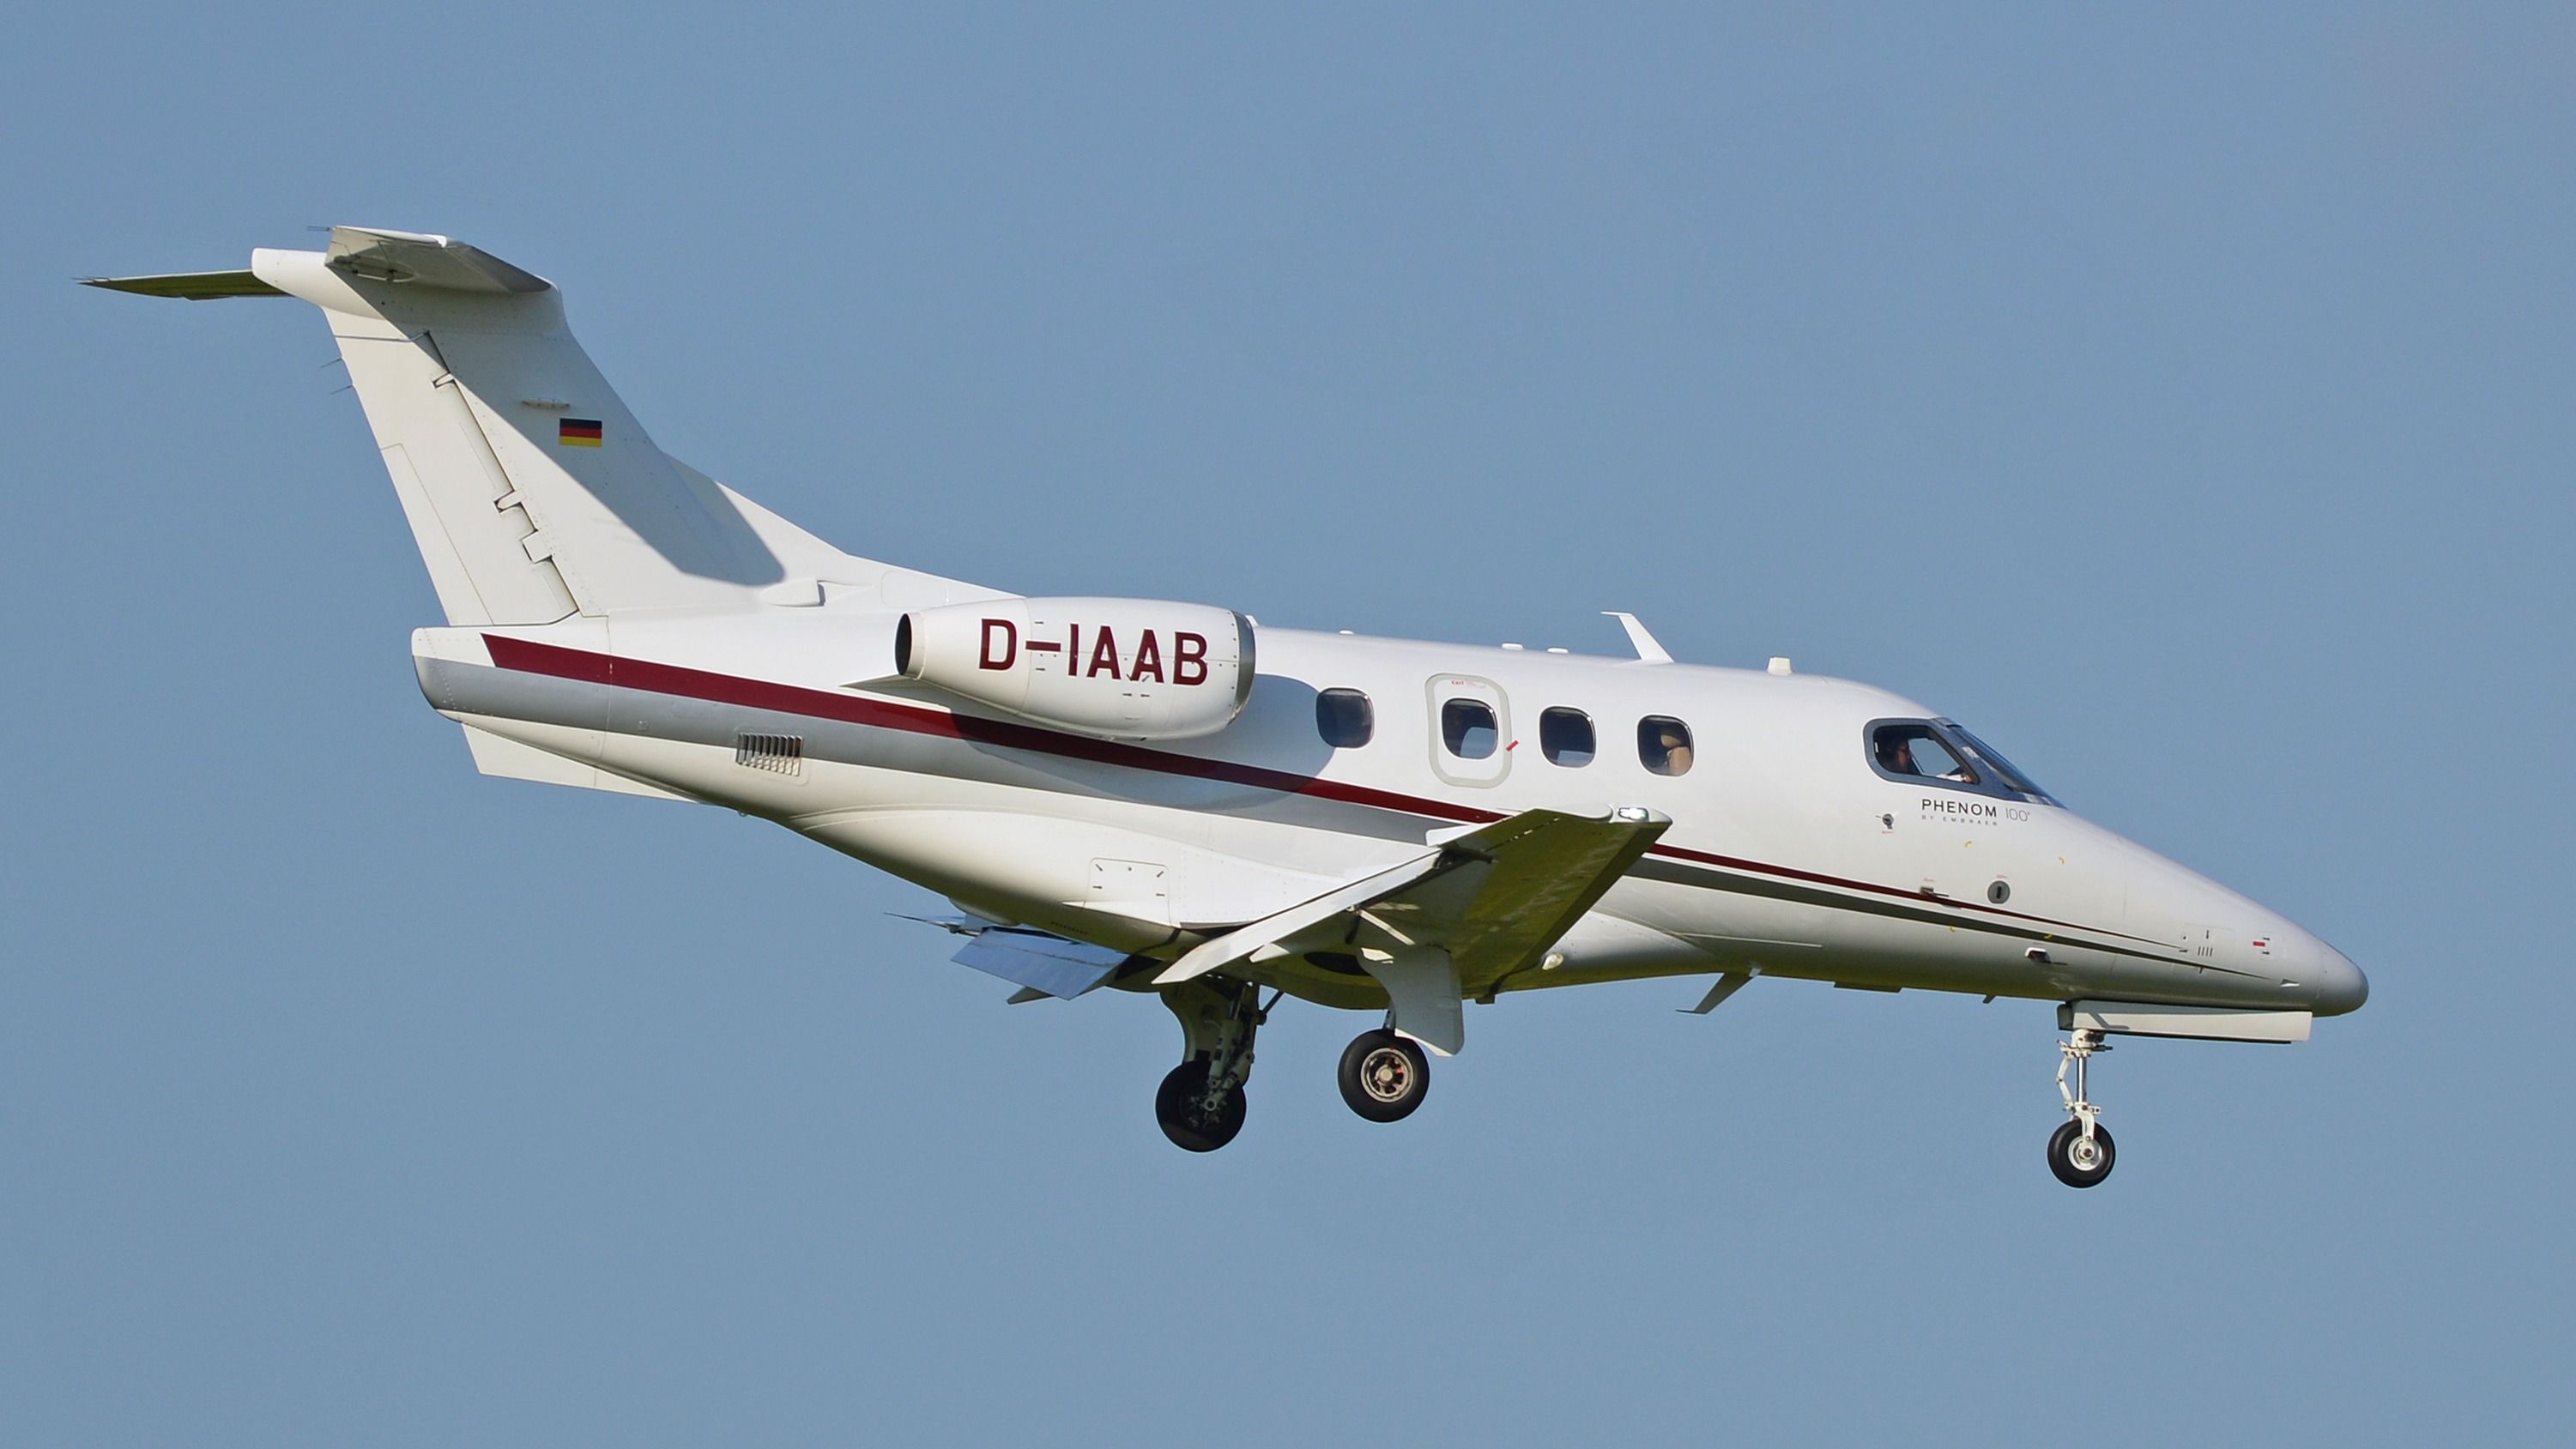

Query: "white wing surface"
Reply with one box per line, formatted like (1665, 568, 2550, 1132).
(1155, 807, 1669, 1053)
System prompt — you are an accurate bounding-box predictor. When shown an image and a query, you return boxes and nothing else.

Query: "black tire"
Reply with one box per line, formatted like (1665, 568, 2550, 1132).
(1338, 1029, 1431, 1123)
(1155, 1059, 1247, 1152)
(2047, 1119, 2117, 1188)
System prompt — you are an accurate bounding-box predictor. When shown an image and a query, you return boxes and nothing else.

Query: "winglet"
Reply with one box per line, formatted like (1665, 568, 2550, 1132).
(1602, 612, 1673, 664)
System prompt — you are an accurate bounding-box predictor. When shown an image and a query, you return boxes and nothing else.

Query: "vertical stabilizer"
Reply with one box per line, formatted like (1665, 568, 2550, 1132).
(244, 227, 793, 624)
(90, 226, 1009, 631)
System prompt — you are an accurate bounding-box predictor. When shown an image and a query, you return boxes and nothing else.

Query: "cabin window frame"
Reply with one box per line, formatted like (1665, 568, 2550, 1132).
(1637, 715, 1695, 776)
(1539, 707, 1596, 767)
(1315, 688, 1375, 749)
(1424, 674, 1513, 788)
(1441, 697, 1501, 759)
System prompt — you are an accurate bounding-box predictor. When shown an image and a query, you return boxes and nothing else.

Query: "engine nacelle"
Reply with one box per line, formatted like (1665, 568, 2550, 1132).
(894, 596, 1255, 741)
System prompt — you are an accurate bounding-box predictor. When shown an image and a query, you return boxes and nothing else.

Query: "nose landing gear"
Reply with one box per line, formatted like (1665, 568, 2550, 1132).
(2047, 1028, 2117, 1188)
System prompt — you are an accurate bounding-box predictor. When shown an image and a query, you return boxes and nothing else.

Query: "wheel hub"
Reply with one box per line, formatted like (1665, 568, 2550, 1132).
(1362, 1047, 1412, 1102)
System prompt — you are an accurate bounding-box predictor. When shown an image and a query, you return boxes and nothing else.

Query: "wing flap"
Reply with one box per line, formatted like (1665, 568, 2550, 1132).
(953, 927, 1138, 1000)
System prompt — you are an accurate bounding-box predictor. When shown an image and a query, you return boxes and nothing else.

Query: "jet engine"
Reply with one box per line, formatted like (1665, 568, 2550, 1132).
(894, 596, 1255, 741)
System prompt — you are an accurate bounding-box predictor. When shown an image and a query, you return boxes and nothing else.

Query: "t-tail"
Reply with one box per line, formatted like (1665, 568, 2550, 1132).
(87, 226, 931, 624)
(89, 226, 1003, 798)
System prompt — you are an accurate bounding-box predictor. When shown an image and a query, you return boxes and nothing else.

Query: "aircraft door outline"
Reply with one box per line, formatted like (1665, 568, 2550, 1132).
(1425, 674, 1512, 788)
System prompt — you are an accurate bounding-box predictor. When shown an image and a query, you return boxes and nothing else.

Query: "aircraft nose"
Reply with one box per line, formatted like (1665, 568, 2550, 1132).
(2307, 938, 2369, 1017)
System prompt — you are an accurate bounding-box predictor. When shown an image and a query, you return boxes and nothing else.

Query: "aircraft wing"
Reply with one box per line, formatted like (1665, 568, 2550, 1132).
(1153, 807, 1669, 999)
(916, 920, 1144, 1000)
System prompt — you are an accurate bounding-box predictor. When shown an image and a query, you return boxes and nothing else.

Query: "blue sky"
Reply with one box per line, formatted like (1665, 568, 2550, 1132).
(5, 4, 2570, 1443)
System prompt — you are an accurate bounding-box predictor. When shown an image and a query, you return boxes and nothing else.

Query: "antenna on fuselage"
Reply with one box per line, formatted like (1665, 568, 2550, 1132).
(1601, 611, 1673, 664)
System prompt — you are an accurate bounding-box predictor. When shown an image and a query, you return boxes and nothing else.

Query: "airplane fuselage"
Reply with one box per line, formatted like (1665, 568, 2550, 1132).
(414, 607, 2367, 1020)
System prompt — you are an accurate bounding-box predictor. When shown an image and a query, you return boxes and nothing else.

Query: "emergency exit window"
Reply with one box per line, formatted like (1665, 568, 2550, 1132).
(1442, 699, 1499, 759)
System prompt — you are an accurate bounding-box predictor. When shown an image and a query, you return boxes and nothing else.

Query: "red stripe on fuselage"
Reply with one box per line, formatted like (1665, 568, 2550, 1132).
(477, 634, 2164, 951)
(480, 634, 1499, 825)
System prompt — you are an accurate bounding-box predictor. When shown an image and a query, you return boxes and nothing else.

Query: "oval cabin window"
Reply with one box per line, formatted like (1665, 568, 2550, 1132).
(1639, 715, 1694, 776)
(1315, 689, 1374, 748)
(1540, 707, 1595, 766)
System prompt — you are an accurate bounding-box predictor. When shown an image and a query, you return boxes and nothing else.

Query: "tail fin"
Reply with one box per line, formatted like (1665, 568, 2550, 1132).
(95, 226, 865, 624)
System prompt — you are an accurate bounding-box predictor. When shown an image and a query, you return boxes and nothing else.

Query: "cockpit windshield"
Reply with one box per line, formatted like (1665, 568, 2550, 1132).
(1944, 724, 2059, 806)
(1866, 718, 2059, 806)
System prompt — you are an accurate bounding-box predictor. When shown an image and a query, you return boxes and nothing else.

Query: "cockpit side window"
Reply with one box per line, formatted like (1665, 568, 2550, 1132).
(1873, 723, 1978, 785)
(1866, 719, 2058, 806)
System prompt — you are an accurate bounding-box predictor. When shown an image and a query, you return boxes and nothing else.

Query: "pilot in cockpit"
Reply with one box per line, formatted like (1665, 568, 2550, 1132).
(1879, 734, 1918, 776)
(1878, 729, 1976, 785)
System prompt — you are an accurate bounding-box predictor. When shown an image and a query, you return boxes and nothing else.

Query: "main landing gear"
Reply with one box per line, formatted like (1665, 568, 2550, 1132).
(1154, 980, 1267, 1152)
(1156, 1057, 1247, 1152)
(2047, 1027, 2117, 1188)
(1153, 987, 1437, 1150)
(1338, 1028, 1430, 1123)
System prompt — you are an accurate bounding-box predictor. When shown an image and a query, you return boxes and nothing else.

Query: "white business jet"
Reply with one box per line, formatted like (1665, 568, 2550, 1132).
(90, 227, 2366, 1186)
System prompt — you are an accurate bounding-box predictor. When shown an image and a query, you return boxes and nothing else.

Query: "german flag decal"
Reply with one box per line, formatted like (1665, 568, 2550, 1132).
(558, 418, 604, 447)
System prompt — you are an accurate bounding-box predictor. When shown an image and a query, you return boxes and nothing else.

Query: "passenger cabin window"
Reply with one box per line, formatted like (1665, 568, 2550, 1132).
(1540, 708, 1594, 766)
(1638, 715, 1693, 776)
(1441, 698, 1499, 759)
(1315, 689, 1374, 748)
(1867, 719, 2059, 806)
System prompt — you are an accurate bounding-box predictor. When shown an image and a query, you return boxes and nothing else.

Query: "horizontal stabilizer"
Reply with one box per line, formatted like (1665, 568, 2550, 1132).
(324, 226, 552, 293)
(953, 927, 1138, 1000)
(82, 270, 285, 300)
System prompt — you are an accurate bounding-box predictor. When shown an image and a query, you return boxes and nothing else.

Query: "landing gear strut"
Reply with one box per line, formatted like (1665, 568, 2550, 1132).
(1155, 980, 1269, 1152)
(2047, 1027, 2117, 1188)
(1338, 1028, 1430, 1122)
(1155, 1059, 1246, 1152)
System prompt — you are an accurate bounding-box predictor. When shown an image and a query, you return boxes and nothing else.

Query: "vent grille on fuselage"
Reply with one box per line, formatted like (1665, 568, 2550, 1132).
(734, 732, 804, 775)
